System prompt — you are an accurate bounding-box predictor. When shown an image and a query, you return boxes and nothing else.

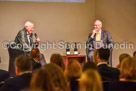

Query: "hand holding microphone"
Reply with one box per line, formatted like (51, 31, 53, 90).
(34, 33, 41, 43)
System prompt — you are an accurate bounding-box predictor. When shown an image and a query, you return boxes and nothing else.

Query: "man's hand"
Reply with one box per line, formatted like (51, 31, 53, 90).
(91, 29, 97, 38)
(36, 37, 40, 43)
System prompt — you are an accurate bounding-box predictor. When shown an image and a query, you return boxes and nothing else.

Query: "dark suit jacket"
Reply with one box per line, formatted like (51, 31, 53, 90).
(98, 64, 120, 81)
(0, 70, 10, 82)
(14, 28, 33, 50)
(86, 30, 114, 53)
(0, 73, 32, 91)
(70, 80, 79, 91)
(109, 81, 136, 91)
(31, 58, 41, 70)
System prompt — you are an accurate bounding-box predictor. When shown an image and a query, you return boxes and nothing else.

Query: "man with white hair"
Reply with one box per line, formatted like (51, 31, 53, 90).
(14, 21, 40, 51)
(86, 20, 114, 66)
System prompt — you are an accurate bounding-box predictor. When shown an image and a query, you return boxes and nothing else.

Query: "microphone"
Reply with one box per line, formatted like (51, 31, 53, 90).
(34, 33, 38, 39)
(34, 33, 39, 48)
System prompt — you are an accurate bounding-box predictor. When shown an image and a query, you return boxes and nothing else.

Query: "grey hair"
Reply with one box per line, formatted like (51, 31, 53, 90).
(24, 21, 34, 27)
(95, 20, 102, 25)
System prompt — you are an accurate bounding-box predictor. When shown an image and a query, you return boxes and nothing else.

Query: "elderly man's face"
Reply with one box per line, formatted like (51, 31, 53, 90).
(93, 21, 102, 32)
(25, 25, 34, 34)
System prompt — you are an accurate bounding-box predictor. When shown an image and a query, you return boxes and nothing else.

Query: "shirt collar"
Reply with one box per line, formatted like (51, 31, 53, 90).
(97, 30, 102, 33)
(97, 62, 107, 66)
(20, 71, 32, 75)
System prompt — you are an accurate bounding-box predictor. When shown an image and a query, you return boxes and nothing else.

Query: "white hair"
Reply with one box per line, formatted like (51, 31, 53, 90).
(95, 20, 102, 25)
(24, 21, 34, 27)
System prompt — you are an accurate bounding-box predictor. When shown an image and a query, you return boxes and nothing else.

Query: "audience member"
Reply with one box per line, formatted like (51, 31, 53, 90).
(30, 48, 41, 70)
(42, 63, 70, 91)
(83, 62, 98, 72)
(116, 53, 130, 70)
(64, 60, 82, 91)
(0, 55, 32, 91)
(79, 69, 103, 91)
(30, 68, 56, 91)
(0, 69, 10, 82)
(96, 48, 120, 81)
(0, 69, 10, 87)
(133, 51, 136, 58)
(50, 53, 65, 71)
(109, 56, 136, 91)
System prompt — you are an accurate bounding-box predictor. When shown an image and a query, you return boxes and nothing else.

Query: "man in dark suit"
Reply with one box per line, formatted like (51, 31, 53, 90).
(0, 69, 10, 82)
(14, 21, 40, 51)
(86, 20, 114, 66)
(30, 48, 42, 70)
(96, 48, 119, 81)
(0, 55, 32, 91)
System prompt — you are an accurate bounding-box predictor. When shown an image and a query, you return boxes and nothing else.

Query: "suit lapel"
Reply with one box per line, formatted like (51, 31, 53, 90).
(94, 33, 96, 41)
(101, 30, 104, 40)
(24, 29, 29, 45)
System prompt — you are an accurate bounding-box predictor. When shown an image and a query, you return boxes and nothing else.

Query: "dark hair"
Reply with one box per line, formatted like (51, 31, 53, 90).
(133, 51, 136, 57)
(83, 62, 98, 72)
(30, 48, 40, 59)
(15, 55, 32, 72)
(98, 48, 110, 61)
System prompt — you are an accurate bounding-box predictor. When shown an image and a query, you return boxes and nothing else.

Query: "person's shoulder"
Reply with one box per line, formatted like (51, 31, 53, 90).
(88, 32, 92, 37)
(102, 30, 110, 33)
(16, 28, 25, 34)
(19, 28, 26, 33)
(110, 67, 120, 73)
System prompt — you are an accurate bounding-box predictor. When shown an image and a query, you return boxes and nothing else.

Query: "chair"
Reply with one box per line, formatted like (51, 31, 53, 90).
(8, 47, 27, 77)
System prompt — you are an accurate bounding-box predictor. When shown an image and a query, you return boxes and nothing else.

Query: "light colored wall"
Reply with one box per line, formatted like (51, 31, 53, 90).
(0, 0, 95, 70)
(95, 0, 136, 67)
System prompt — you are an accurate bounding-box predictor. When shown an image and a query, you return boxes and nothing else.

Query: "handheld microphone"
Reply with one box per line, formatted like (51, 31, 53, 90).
(34, 33, 38, 39)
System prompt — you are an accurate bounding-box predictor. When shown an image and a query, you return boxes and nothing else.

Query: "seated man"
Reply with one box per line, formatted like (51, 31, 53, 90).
(30, 48, 41, 70)
(96, 48, 120, 81)
(86, 20, 114, 66)
(14, 21, 40, 51)
(0, 55, 32, 91)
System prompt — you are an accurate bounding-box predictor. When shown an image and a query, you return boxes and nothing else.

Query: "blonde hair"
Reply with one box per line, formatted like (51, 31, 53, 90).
(65, 60, 82, 80)
(42, 63, 70, 91)
(79, 69, 103, 91)
(120, 56, 136, 80)
(119, 53, 130, 64)
(30, 68, 55, 91)
(50, 53, 65, 71)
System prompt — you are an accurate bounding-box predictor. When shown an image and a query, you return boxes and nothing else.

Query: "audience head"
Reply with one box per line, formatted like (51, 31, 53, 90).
(119, 53, 130, 64)
(42, 63, 70, 91)
(133, 51, 136, 58)
(97, 48, 110, 63)
(50, 53, 65, 71)
(93, 49, 99, 64)
(65, 60, 82, 80)
(24, 21, 34, 34)
(83, 62, 98, 72)
(116, 53, 130, 70)
(120, 56, 136, 81)
(30, 68, 55, 91)
(79, 69, 103, 91)
(15, 55, 32, 75)
(30, 48, 40, 62)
